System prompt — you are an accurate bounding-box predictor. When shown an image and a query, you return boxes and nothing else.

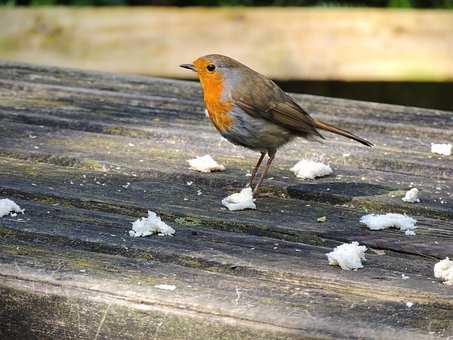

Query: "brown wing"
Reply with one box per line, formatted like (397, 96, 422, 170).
(231, 70, 324, 139)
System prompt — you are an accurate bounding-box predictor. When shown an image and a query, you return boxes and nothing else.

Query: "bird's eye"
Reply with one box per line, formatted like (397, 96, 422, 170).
(207, 64, 216, 72)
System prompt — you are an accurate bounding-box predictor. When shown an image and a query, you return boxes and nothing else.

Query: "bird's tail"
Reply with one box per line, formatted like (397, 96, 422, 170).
(313, 119, 373, 147)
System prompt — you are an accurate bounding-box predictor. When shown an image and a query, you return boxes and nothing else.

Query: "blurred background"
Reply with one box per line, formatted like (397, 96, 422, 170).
(0, 1, 452, 110)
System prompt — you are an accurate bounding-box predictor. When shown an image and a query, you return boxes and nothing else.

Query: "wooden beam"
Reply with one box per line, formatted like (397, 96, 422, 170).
(0, 8, 453, 80)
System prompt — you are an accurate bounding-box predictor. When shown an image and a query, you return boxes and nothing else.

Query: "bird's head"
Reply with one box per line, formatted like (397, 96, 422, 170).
(180, 54, 241, 95)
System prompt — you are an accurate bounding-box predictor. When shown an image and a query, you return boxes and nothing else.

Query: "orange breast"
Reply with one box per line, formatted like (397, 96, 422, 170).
(200, 73, 233, 133)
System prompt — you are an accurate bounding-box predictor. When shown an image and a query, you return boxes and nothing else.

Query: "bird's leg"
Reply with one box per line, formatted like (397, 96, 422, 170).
(247, 152, 266, 189)
(253, 151, 276, 195)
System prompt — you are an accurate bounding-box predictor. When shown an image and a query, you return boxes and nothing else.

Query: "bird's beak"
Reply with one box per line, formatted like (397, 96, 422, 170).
(180, 64, 196, 72)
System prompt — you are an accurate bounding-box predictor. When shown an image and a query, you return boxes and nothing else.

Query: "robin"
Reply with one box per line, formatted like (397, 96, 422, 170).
(180, 54, 373, 195)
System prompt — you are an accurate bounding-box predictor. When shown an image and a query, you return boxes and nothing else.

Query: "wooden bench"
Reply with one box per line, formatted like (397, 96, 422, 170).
(0, 61, 452, 339)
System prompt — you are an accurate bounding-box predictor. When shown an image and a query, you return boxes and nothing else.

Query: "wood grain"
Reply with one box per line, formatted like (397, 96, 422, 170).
(0, 61, 452, 339)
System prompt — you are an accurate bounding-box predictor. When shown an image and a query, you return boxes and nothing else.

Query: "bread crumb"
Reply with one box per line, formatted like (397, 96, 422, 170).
(405, 230, 416, 236)
(155, 284, 176, 291)
(0, 198, 25, 217)
(188, 155, 225, 173)
(222, 187, 256, 211)
(290, 159, 333, 180)
(431, 143, 452, 156)
(406, 302, 414, 308)
(434, 257, 453, 285)
(129, 211, 175, 237)
(326, 242, 367, 270)
(402, 188, 420, 203)
(360, 213, 417, 235)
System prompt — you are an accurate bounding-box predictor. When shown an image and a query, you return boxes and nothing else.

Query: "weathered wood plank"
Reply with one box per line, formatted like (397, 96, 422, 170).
(2, 195, 452, 297)
(0, 113, 450, 179)
(1, 246, 307, 339)
(2, 239, 450, 339)
(0, 69, 452, 133)
(1, 157, 452, 261)
(0, 61, 452, 339)
(0, 74, 452, 179)
(0, 118, 451, 220)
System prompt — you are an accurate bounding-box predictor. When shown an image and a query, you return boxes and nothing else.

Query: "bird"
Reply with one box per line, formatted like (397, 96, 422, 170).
(180, 54, 373, 195)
